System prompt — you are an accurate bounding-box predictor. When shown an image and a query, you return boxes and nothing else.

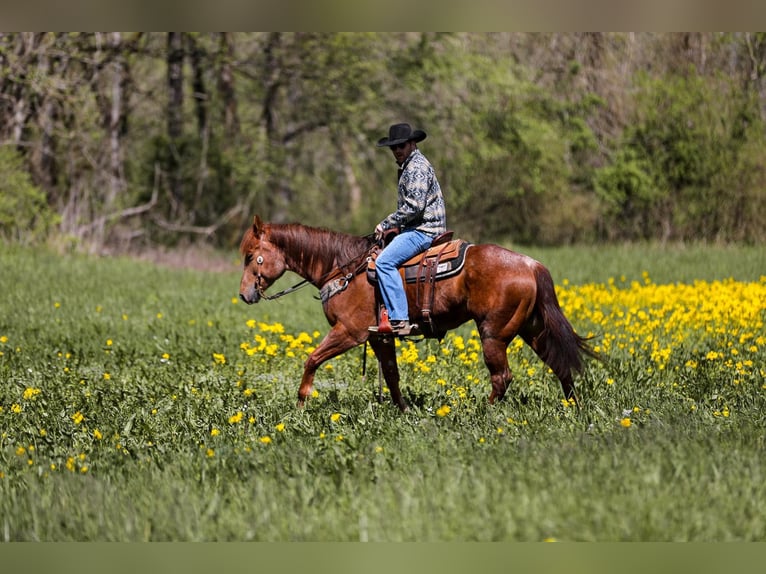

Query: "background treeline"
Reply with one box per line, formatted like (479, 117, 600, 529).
(1, 32, 765, 250)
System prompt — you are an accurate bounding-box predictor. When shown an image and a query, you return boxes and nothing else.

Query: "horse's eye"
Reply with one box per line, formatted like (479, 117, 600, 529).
(256, 256, 264, 265)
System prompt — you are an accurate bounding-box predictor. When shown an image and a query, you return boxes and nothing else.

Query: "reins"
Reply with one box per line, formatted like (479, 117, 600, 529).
(258, 278, 313, 301)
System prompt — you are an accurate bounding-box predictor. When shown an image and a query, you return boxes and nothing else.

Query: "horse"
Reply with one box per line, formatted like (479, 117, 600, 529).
(239, 215, 597, 412)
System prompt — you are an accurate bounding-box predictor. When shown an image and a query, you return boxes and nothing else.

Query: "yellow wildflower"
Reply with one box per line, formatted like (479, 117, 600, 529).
(22, 387, 41, 400)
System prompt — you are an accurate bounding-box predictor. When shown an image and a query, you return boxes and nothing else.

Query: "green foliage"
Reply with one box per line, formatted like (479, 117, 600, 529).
(595, 71, 766, 241)
(3, 33, 766, 247)
(0, 148, 58, 243)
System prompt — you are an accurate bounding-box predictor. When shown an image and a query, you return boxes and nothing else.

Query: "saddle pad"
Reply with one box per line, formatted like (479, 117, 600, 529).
(367, 240, 472, 285)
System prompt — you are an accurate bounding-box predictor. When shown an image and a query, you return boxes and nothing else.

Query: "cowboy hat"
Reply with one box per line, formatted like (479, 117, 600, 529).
(376, 123, 427, 147)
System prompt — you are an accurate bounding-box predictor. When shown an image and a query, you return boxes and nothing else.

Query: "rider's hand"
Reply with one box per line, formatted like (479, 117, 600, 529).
(374, 224, 384, 241)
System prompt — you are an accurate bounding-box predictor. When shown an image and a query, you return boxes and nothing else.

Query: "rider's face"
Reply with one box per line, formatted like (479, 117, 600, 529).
(389, 141, 415, 165)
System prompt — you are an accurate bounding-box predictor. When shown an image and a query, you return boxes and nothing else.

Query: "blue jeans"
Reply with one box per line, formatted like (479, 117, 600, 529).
(375, 230, 433, 322)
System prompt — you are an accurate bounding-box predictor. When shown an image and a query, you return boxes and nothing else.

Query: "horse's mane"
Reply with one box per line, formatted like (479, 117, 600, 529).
(241, 222, 374, 279)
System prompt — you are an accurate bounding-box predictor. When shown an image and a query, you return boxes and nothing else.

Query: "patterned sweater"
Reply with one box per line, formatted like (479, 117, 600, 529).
(378, 149, 447, 237)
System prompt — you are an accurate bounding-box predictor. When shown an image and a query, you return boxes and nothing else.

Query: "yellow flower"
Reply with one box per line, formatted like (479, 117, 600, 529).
(259, 436, 272, 444)
(212, 353, 226, 365)
(228, 411, 244, 424)
(11, 403, 22, 414)
(22, 387, 41, 400)
(206, 448, 215, 458)
(93, 429, 103, 440)
(275, 423, 285, 432)
(0, 335, 8, 344)
(210, 428, 220, 437)
(103, 372, 111, 380)
(436, 405, 451, 417)
(620, 418, 632, 428)
(71, 411, 84, 425)
(330, 413, 341, 423)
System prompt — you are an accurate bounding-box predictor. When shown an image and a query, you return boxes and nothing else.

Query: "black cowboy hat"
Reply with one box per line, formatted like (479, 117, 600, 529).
(376, 123, 427, 147)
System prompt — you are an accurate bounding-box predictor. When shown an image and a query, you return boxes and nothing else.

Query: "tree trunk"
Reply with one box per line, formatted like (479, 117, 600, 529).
(218, 32, 239, 138)
(167, 32, 185, 215)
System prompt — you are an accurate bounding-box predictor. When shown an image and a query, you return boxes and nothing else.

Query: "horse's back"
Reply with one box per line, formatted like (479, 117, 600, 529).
(464, 243, 540, 282)
(454, 243, 540, 313)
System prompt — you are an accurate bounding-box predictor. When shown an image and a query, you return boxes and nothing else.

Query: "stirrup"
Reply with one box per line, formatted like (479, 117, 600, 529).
(368, 321, 419, 337)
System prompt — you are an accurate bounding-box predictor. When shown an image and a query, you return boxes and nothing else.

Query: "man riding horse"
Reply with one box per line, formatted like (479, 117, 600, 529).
(372, 123, 448, 336)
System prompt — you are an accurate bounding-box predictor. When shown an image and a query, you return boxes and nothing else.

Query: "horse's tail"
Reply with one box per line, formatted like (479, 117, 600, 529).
(531, 264, 599, 401)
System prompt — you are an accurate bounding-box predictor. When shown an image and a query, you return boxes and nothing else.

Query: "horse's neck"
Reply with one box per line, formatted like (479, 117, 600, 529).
(271, 225, 352, 284)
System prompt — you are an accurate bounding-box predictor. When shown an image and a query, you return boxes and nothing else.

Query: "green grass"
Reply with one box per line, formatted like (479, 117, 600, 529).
(0, 243, 764, 541)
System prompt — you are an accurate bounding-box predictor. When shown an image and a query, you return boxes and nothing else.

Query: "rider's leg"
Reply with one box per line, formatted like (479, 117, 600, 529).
(375, 230, 433, 323)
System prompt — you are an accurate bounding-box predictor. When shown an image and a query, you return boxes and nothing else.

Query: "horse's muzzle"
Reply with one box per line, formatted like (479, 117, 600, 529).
(239, 290, 260, 305)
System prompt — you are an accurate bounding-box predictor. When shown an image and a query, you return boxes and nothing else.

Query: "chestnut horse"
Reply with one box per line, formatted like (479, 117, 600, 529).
(239, 215, 596, 411)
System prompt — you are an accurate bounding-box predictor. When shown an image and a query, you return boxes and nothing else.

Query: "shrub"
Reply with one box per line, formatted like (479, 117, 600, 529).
(0, 147, 58, 244)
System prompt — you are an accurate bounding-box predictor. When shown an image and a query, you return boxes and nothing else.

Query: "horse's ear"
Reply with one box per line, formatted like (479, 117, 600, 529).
(253, 215, 265, 237)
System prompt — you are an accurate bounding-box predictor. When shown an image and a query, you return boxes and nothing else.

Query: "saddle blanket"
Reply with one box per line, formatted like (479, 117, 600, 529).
(367, 239, 472, 285)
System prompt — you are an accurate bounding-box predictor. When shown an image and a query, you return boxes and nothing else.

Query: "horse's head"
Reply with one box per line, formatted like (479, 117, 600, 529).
(239, 215, 288, 304)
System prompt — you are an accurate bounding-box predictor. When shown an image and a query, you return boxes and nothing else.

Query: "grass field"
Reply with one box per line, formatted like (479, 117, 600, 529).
(0, 242, 764, 541)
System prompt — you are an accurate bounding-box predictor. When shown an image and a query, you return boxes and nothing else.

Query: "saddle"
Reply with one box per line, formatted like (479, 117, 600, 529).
(367, 232, 472, 336)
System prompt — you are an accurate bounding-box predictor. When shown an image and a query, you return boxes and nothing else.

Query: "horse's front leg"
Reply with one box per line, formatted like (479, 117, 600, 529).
(368, 336, 407, 412)
(297, 324, 360, 407)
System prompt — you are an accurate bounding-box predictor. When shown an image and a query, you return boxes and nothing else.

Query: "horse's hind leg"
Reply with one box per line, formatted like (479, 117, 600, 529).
(480, 337, 513, 404)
